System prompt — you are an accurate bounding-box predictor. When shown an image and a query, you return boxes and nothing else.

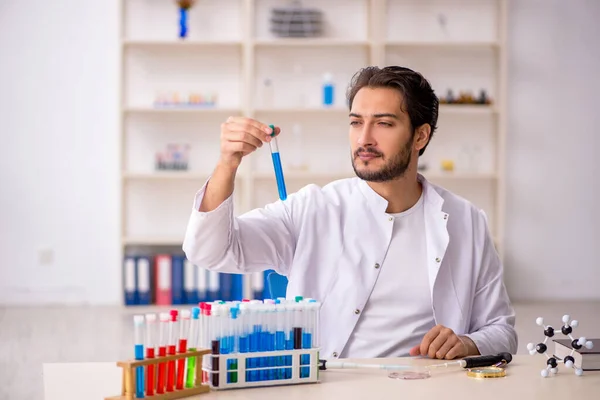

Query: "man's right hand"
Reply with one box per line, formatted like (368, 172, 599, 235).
(199, 117, 280, 212)
(219, 116, 280, 169)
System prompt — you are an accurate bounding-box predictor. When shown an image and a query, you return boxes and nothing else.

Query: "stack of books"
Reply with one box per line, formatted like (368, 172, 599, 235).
(554, 339, 600, 370)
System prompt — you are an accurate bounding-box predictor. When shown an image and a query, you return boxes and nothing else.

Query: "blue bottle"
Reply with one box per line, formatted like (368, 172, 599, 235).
(179, 7, 188, 38)
(322, 73, 334, 107)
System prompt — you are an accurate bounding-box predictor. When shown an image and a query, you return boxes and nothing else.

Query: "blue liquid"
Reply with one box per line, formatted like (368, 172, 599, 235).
(276, 331, 286, 380)
(266, 332, 275, 380)
(239, 335, 249, 382)
(301, 332, 312, 378)
(239, 335, 249, 353)
(323, 83, 334, 106)
(135, 344, 145, 398)
(285, 332, 294, 379)
(179, 8, 188, 38)
(249, 325, 261, 381)
(271, 152, 287, 200)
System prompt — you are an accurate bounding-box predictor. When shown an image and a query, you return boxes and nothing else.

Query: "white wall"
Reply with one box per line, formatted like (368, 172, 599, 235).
(0, 0, 598, 305)
(504, 0, 600, 300)
(0, 0, 121, 304)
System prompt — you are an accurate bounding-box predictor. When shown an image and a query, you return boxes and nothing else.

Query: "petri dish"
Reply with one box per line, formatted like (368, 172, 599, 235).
(388, 369, 431, 380)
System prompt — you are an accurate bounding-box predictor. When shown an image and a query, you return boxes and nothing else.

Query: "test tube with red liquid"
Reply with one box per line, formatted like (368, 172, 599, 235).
(166, 309, 179, 392)
(156, 312, 169, 394)
(145, 313, 157, 396)
(176, 309, 191, 389)
(200, 303, 211, 384)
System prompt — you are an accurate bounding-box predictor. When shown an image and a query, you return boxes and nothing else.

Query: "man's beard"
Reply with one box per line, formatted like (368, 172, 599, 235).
(351, 136, 414, 182)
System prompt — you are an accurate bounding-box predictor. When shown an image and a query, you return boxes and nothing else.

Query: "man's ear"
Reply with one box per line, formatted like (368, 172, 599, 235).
(414, 124, 431, 152)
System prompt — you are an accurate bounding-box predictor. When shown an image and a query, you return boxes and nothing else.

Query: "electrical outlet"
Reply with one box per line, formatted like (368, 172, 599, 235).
(38, 248, 54, 265)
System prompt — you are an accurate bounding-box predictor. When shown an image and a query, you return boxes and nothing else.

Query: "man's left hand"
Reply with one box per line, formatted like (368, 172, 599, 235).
(408, 324, 480, 359)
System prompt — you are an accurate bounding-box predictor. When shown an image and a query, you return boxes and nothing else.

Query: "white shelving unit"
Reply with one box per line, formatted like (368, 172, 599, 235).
(118, 0, 508, 294)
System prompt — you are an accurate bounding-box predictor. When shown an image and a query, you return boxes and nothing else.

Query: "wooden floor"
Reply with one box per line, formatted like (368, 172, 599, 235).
(1, 301, 599, 399)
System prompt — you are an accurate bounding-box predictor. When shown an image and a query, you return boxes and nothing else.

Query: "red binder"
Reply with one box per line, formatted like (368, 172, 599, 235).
(155, 254, 172, 305)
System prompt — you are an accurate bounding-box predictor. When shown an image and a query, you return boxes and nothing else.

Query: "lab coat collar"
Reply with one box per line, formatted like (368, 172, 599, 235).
(356, 174, 450, 300)
(356, 173, 445, 214)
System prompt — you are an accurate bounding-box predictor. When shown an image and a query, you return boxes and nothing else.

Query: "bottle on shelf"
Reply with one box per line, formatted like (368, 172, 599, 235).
(288, 123, 306, 171)
(292, 64, 307, 108)
(261, 78, 274, 108)
(322, 73, 334, 107)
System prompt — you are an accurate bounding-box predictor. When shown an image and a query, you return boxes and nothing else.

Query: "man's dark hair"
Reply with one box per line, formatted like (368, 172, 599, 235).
(346, 66, 439, 156)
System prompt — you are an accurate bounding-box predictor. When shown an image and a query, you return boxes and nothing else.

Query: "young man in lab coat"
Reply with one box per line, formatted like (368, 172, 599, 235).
(183, 66, 518, 360)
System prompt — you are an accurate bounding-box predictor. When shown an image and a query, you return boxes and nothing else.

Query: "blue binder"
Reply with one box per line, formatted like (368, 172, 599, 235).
(183, 259, 197, 304)
(196, 265, 207, 303)
(171, 254, 185, 305)
(231, 274, 243, 301)
(207, 270, 220, 301)
(123, 256, 137, 305)
(219, 273, 232, 300)
(136, 256, 152, 305)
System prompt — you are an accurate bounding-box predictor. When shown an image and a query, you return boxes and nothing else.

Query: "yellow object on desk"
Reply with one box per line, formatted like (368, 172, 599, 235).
(441, 160, 455, 171)
(467, 366, 507, 379)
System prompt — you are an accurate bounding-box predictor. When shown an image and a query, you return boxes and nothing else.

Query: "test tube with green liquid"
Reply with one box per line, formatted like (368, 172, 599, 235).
(185, 306, 200, 388)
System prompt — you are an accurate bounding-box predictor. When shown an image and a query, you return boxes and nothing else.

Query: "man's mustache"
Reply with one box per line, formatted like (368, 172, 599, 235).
(355, 147, 383, 157)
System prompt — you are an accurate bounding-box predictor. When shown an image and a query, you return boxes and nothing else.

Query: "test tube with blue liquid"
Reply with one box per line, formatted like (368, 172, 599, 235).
(238, 303, 250, 381)
(133, 315, 145, 398)
(275, 303, 286, 380)
(268, 124, 287, 201)
(301, 300, 317, 378)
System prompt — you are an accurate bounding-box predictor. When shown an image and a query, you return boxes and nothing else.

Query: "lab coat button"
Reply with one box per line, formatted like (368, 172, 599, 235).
(333, 352, 338, 357)
(435, 257, 441, 263)
(374, 263, 380, 269)
(354, 309, 361, 315)
(388, 217, 393, 221)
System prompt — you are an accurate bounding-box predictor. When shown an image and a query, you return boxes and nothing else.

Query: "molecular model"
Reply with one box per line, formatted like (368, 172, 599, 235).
(527, 315, 594, 377)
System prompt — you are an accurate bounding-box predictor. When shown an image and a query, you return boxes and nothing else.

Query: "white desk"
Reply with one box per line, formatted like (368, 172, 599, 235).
(43, 356, 600, 400)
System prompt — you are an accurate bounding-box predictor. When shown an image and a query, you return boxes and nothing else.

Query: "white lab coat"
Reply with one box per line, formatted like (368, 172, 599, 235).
(182, 175, 518, 359)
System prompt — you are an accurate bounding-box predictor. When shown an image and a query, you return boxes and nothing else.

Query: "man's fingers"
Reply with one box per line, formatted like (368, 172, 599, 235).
(445, 341, 466, 360)
(420, 325, 442, 356)
(224, 141, 258, 155)
(225, 121, 272, 143)
(223, 129, 263, 149)
(428, 331, 449, 358)
(409, 345, 421, 357)
(435, 335, 458, 359)
(428, 327, 455, 358)
(226, 116, 273, 137)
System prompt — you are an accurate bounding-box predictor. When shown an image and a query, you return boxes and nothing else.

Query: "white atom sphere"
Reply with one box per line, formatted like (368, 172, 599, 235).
(536, 317, 544, 326)
(571, 320, 579, 328)
(565, 360, 574, 368)
(585, 341, 594, 350)
(541, 369, 549, 377)
(529, 349, 537, 355)
(527, 343, 535, 351)
(562, 315, 570, 324)
(550, 368, 558, 374)
(575, 368, 583, 376)
(578, 337, 587, 346)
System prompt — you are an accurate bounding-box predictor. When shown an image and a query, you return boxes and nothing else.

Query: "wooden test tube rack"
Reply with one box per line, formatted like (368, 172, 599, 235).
(105, 349, 212, 400)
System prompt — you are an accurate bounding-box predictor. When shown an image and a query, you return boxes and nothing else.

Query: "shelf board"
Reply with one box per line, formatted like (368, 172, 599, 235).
(253, 38, 369, 47)
(122, 39, 242, 48)
(253, 171, 496, 181)
(438, 104, 497, 115)
(122, 172, 208, 181)
(123, 236, 184, 246)
(124, 106, 241, 115)
(252, 171, 354, 181)
(253, 107, 348, 114)
(422, 172, 498, 180)
(385, 40, 499, 49)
